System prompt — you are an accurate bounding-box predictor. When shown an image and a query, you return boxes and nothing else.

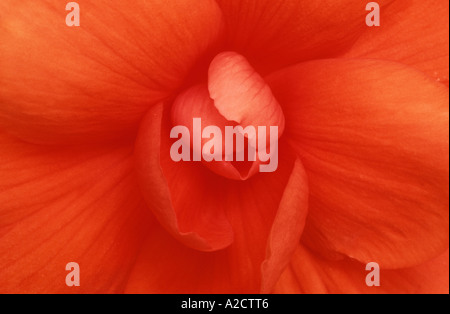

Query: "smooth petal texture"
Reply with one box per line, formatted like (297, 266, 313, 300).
(273, 245, 449, 294)
(267, 59, 449, 269)
(215, 0, 393, 74)
(127, 144, 308, 293)
(0, 132, 151, 293)
(344, 0, 449, 85)
(0, 0, 223, 144)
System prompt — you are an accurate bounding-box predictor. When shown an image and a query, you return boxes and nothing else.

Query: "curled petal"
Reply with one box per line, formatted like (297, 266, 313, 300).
(135, 103, 234, 252)
(171, 84, 276, 180)
(260, 159, 309, 293)
(171, 85, 232, 157)
(127, 142, 308, 293)
(208, 52, 285, 135)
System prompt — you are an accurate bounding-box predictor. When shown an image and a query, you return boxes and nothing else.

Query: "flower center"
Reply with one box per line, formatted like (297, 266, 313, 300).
(170, 52, 285, 180)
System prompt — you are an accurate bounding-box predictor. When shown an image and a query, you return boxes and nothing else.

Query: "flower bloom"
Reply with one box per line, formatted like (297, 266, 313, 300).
(0, 0, 448, 293)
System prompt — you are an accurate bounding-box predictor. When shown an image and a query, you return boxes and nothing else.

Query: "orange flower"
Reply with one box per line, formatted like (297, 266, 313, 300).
(0, 0, 448, 294)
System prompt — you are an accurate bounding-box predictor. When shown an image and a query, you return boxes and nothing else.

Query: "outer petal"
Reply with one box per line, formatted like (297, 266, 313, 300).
(0, 0, 223, 144)
(129, 104, 309, 293)
(215, 0, 393, 74)
(344, 0, 449, 84)
(0, 132, 151, 293)
(267, 59, 449, 269)
(274, 245, 449, 294)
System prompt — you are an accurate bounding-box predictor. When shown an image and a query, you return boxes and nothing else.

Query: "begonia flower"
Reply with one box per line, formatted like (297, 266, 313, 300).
(0, 0, 448, 294)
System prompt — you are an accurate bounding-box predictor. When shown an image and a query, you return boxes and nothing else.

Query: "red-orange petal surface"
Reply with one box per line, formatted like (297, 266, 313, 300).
(267, 59, 449, 269)
(215, 0, 393, 74)
(0, 0, 223, 144)
(130, 105, 308, 292)
(344, 0, 449, 85)
(0, 132, 151, 293)
(274, 245, 449, 294)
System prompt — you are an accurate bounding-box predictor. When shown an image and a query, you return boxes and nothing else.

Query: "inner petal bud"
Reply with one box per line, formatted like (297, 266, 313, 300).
(171, 52, 285, 180)
(208, 52, 286, 138)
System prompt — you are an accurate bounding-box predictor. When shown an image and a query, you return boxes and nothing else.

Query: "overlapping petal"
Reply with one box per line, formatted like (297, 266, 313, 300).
(208, 52, 285, 133)
(130, 104, 308, 292)
(215, 0, 393, 74)
(0, 132, 151, 293)
(0, 0, 223, 144)
(0, 0, 447, 295)
(267, 59, 449, 269)
(273, 245, 449, 294)
(135, 104, 234, 251)
(344, 0, 449, 84)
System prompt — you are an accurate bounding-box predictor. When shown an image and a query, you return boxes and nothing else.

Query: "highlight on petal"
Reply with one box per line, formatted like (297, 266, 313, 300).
(344, 0, 449, 85)
(208, 52, 285, 134)
(0, 0, 223, 144)
(0, 132, 151, 293)
(171, 85, 259, 180)
(127, 139, 308, 293)
(215, 0, 393, 74)
(267, 59, 449, 269)
(273, 245, 449, 294)
(171, 52, 285, 180)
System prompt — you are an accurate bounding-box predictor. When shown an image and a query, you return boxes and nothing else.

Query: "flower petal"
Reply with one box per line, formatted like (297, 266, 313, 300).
(208, 52, 285, 133)
(215, 0, 393, 74)
(0, 0, 223, 144)
(267, 59, 449, 269)
(0, 132, 151, 293)
(135, 103, 234, 252)
(171, 78, 282, 181)
(130, 109, 308, 292)
(260, 159, 309, 293)
(274, 245, 449, 294)
(344, 0, 449, 85)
